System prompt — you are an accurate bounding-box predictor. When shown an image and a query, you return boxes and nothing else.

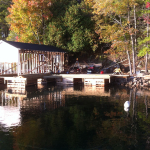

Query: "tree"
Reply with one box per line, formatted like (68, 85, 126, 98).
(6, 0, 53, 44)
(87, 0, 144, 75)
(0, 0, 12, 40)
(138, 1, 150, 73)
(44, 0, 98, 52)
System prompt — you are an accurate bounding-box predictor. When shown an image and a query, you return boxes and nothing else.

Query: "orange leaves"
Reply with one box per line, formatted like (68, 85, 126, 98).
(28, 1, 37, 7)
(7, 0, 53, 43)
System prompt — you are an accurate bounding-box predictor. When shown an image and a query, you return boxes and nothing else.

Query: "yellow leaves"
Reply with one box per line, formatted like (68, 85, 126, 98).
(93, 0, 136, 16)
(84, 0, 95, 7)
(7, 0, 53, 43)
(127, 21, 130, 24)
(93, 0, 119, 15)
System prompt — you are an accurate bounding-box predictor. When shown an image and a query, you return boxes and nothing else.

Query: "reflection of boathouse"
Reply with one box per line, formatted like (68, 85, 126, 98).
(20, 89, 66, 111)
(63, 86, 110, 97)
(0, 86, 66, 112)
(0, 87, 66, 128)
(0, 40, 66, 75)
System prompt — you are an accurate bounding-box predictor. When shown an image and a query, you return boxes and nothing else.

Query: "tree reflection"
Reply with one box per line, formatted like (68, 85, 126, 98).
(5, 87, 150, 150)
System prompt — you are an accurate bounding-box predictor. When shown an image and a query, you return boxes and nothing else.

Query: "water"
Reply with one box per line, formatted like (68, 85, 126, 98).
(0, 84, 150, 150)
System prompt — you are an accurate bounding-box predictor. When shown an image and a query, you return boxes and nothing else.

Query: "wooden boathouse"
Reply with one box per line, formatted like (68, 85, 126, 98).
(0, 40, 66, 75)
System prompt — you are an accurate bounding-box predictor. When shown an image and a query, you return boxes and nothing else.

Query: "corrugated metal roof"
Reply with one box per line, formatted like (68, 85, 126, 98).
(2, 40, 66, 52)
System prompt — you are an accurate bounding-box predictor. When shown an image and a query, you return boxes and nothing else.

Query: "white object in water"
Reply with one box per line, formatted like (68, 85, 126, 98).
(124, 101, 130, 112)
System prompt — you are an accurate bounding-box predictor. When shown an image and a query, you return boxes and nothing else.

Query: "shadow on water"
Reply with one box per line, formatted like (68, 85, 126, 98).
(0, 84, 150, 149)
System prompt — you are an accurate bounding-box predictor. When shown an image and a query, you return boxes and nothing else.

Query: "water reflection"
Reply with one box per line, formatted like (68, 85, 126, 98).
(0, 85, 150, 149)
(0, 91, 21, 128)
(0, 106, 20, 128)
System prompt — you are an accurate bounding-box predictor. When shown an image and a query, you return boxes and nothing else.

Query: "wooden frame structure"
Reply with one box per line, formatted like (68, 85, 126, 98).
(0, 40, 66, 75)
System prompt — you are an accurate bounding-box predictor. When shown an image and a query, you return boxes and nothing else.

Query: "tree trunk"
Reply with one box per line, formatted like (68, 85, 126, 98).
(127, 50, 132, 75)
(145, 8, 149, 74)
(134, 5, 137, 68)
(128, 4, 136, 74)
(124, 35, 132, 75)
(145, 52, 148, 73)
(131, 35, 136, 74)
(123, 38, 132, 76)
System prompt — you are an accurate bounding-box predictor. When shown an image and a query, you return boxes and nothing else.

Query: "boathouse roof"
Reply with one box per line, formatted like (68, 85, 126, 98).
(2, 40, 66, 52)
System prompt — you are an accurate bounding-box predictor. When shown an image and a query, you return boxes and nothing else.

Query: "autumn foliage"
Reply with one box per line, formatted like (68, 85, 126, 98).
(7, 0, 53, 43)
(4, 0, 150, 72)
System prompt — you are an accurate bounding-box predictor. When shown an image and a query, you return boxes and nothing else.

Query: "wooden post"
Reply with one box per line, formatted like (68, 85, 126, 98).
(30, 52, 33, 74)
(38, 53, 40, 73)
(25, 51, 27, 73)
(20, 53, 22, 74)
(22, 50, 24, 74)
(49, 52, 50, 72)
(29, 52, 31, 74)
(33, 53, 34, 73)
(36, 53, 38, 73)
(35, 53, 37, 73)
(60, 52, 62, 72)
(42, 52, 44, 73)
(53, 54, 55, 73)
(39, 52, 41, 73)
(29, 52, 30, 74)
(62, 53, 64, 72)
(24, 51, 26, 73)
(30, 52, 32, 74)
(27, 52, 29, 73)
(55, 53, 56, 73)
(50, 52, 52, 72)
(17, 51, 21, 76)
(45, 51, 47, 73)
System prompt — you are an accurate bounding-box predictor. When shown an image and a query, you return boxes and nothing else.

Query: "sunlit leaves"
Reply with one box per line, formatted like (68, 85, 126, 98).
(138, 1, 150, 57)
(87, 0, 144, 63)
(7, 0, 53, 43)
(93, 0, 129, 16)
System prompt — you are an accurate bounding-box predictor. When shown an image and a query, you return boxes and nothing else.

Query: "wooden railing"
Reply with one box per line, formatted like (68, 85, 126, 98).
(0, 54, 61, 75)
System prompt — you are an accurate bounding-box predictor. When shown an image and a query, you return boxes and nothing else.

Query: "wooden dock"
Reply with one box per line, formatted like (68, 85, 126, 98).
(0, 73, 130, 88)
(44, 74, 112, 86)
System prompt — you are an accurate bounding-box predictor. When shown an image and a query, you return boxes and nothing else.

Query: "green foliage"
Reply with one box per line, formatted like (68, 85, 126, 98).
(138, 36, 150, 46)
(138, 46, 149, 56)
(44, 0, 98, 52)
(6, 30, 18, 41)
(137, 1, 150, 58)
(0, 0, 11, 40)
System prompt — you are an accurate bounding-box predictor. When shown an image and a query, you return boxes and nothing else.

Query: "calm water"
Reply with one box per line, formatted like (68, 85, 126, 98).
(0, 84, 150, 150)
